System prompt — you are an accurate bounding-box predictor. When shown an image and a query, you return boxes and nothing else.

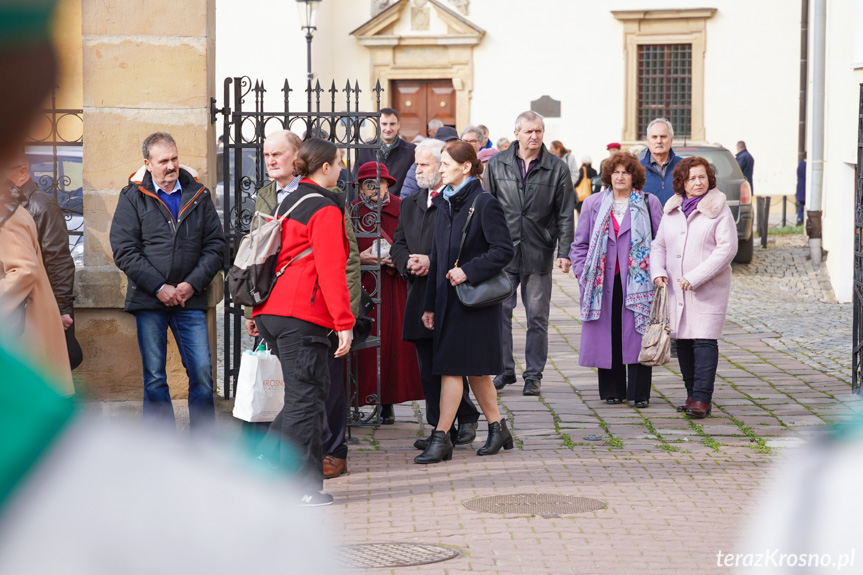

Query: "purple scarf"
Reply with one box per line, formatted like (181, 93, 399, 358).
(681, 194, 705, 219)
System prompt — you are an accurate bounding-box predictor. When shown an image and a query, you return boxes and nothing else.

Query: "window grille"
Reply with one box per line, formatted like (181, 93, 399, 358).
(637, 44, 692, 138)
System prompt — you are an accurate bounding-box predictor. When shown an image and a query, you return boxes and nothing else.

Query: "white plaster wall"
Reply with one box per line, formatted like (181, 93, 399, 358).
(819, 0, 863, 303)
(216, 0, 800, 190)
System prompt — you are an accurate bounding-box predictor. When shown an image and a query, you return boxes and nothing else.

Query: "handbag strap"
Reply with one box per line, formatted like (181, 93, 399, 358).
(453, 194, 481, 267)
(649, 286, 668, 324)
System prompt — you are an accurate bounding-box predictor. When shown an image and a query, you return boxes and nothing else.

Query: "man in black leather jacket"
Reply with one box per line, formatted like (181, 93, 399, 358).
(484, 111, 574, 397)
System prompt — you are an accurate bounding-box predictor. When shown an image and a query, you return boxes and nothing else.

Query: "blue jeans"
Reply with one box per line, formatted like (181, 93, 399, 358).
(135, 309, 215, 430)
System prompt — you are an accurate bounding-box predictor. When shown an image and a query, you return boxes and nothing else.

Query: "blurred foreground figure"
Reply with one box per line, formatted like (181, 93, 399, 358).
(735, 419, 863, 574)
(0, 342, 340, 575)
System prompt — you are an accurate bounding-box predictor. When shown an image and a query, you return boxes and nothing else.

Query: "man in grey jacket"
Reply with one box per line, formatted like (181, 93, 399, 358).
(484, 111, 574, 396)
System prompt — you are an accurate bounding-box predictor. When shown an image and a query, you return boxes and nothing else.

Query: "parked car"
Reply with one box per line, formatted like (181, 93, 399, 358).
(25, 145, 84, 268)
(674, 145, 754, 264)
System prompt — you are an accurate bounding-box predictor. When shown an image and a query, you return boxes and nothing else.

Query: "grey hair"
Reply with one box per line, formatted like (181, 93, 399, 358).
(496, 137, 510, 148)
(514, 111, 545, 132)
(581, 155, 592, 164)
(427, 118, 444, 131)
(646, 118, 674, 138)
(460, 125, 483, 141)
(142, 132, 177, 159)
(415, 138, 445, 165)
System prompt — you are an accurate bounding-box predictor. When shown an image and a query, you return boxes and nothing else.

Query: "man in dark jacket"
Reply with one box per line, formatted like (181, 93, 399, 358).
(736, 140, 755, 193)
(354, 108, 415, 198)
(639, 118, 682, 206)
(6, 151, 80, 367)
(110, 132, 226, 430)
(485, 111, 574, 396)
(390, 138, 479, 450)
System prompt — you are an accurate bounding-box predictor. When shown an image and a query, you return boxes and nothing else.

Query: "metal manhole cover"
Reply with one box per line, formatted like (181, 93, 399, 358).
(335, 543, 460, 569)
(464, 493, 606, 516)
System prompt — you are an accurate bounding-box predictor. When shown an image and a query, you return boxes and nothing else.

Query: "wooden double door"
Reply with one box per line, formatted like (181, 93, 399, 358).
(390, 79, 456, 141)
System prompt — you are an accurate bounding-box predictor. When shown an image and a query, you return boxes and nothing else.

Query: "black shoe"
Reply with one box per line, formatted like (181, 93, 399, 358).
(493, 373, 517, 390)
(522, 378, 541, 396)
(413, 435, 431, 450)
(455, 422, 477, 445)
(414, 430, 453, 464)
(605, 398, 623, 405)
(299, 491, 334, 507)
(477, 418, 514, 456)
(380, 404, 395, 425)
(634, 399, 649, 408)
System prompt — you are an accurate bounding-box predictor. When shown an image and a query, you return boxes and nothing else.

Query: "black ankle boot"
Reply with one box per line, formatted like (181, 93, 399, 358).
(476, 418, 514, 456)
(414, 430, 453, 464)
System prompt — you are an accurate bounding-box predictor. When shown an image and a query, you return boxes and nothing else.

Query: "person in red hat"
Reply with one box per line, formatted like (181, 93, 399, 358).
(352, 162, 423, 424)
(600, 142, 622, 174)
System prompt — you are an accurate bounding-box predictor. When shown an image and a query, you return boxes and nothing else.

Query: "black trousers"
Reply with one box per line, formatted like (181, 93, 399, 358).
(676, 339, 718, 403)
(597, 275, 652, 402)
(256, 315, 333, 492)
(414, 338, 479, 428)
(321, 354, 347, 459)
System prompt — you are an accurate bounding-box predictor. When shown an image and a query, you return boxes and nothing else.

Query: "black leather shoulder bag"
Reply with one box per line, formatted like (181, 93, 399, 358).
(453, 194, 514, 308)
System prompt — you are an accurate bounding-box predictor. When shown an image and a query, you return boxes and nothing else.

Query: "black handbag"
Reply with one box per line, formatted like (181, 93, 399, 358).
(453, 195, 514, 308)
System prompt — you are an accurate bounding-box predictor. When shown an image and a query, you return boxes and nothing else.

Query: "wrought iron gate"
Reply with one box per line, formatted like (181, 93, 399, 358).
(210, 76, 387, 424)
(854, 84, 863, 394)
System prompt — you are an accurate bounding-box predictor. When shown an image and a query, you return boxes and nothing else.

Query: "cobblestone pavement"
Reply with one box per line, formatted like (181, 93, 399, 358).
(323, 232, 856, 574)
(727, 233, 851, 384)
(95, 234, 857, 573)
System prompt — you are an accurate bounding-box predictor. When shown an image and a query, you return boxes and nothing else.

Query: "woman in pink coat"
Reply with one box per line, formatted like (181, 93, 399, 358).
(650, 157, 738, 418)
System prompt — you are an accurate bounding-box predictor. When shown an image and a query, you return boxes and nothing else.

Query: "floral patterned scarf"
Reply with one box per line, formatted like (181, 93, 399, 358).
(578, 188, 654, 334)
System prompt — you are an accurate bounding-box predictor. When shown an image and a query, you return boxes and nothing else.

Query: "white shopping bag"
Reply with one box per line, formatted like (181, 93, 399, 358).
(232, 350, 285, 422)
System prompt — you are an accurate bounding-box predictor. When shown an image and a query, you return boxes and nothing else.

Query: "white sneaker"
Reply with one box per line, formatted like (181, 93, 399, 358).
(299, 491, 333, 507)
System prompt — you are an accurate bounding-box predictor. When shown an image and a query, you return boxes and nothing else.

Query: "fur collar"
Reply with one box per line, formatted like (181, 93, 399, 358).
(664, 188, 727, 219)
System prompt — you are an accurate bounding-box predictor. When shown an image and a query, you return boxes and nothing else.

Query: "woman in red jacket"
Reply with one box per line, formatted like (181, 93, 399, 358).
(253, 138, 354, 507)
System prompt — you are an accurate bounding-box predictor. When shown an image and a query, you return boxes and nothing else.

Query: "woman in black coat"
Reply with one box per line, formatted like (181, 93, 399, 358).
(418, 140, 515, 464)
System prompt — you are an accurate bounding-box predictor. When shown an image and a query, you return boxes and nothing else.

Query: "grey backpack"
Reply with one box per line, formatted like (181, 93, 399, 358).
(227, 193, 322, 307)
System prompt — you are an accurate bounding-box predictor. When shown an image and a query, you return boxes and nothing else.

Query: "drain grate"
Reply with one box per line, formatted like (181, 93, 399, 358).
(335, 542, 460, 569)
(464, 493, 606, 516)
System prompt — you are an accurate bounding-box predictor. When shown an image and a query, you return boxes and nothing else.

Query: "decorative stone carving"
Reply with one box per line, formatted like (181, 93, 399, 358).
(411, 5, 430, 30)
(411, 0, 428, 7)
(450, 0, 469, 16)
(530, 95, 561, 118)
(371, 0, 395, 16)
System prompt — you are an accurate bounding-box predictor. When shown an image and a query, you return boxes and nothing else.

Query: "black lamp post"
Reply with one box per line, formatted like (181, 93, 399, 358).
(296, 0, 322, 83)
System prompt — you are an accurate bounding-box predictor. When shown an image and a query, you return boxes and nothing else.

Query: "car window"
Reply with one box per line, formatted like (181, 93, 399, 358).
(675, 149, 744, 180)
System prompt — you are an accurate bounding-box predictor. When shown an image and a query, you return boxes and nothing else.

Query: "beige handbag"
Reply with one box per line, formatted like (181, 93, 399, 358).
(638, 286, 671, 366)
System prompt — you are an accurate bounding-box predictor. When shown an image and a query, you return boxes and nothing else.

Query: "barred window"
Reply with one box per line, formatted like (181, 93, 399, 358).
(637, 44, 692, 138)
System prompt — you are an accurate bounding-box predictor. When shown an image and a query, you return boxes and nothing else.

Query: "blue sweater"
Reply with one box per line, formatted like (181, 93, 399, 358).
(639, 148, 682, 206)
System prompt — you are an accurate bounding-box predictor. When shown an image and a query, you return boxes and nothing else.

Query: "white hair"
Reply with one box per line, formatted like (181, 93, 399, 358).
(415, 138, 445, 165)
(646, 118, 674, 138)
(460, 125, 483, 140)
(514, 111, 545, 132)
(581, 155, 592, 164)
(427, 118, 444, 131)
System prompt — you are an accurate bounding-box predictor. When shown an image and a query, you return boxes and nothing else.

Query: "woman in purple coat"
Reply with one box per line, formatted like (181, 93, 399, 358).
(569, 152, 663, 407)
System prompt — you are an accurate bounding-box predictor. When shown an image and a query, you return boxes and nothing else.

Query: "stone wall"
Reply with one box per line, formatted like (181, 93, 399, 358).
(75, 0, 219, 400)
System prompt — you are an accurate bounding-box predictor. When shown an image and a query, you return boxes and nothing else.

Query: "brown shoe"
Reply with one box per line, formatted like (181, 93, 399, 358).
(322, 455, 347, 479)
(685, 401, 712, 419)
(677, 397, 694, 412)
